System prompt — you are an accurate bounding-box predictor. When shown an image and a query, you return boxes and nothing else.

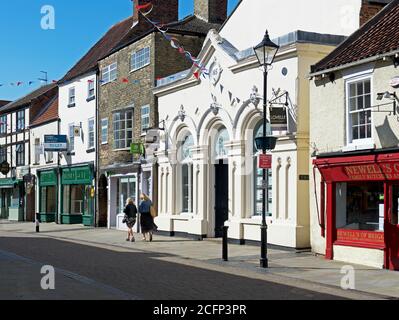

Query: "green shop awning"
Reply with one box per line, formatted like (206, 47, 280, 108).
(0, 178, 19, 188)
(61, 166, 93, 185)
(39, 170, 57, 187)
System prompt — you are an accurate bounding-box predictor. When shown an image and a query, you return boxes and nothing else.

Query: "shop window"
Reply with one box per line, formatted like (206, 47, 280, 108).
(71, 185, 85, 215)
(391, 185, 399, 226)
(11, 187, 20, 208)
(336, 182, 384, 231)
(253, 123, 272, 217)
(116, 176, 137, 214)
(63, 185, 70, 213)
(347, 78, 372, 143)
(40, 186, 56, 213)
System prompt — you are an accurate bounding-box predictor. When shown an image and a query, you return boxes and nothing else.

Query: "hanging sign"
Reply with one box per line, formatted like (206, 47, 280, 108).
(130, 143, 145, 155)
(44, 135, 68, 152)
(0, 161, 10, 175)
(270, 107, 288, 131)
(390, 76, 399, 88)
(259, 154, 272, 169)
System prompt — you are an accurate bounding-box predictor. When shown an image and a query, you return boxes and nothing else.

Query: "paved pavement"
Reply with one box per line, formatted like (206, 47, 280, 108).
(0, 221, 397, 300)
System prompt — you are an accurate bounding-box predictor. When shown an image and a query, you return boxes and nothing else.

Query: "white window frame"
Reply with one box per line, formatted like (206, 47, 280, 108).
(345, 74, 374, 149)
(88, 118, 95, 150)
(46, 151, 54, 163)
(113, 109, 133, 150)
(101, 63, 118, 85)
(141, 105, 150, 132)
(87, 80, 95, 98)
(16, 110, 25, 131)
(68, 87, 76, 105)
(69, 124, 75, 152)
(131, 47, 150, 72)
(101, 118, 109, 145)
(34, 138, 40, 164)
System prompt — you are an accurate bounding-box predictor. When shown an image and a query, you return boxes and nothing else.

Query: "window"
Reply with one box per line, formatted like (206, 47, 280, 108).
(131, 47, 150, 71)
(68, 87, 76, 106)
(46, 151, 53, 163)
(116, 176, 137, 214)
(88, 80, 95, 98)
(215, 128, 229, 159)
(101, 118, 108, 145)
(0, 115, 7, 134)
(88, 118, 95, 149)
(347, 78, 372, 143)
(0, 146, 6, 163)
(101, 63, 117, 84)
(16, 143, 25, 167)
(34, 138, 41, 164)
(40, 186, 56, 213)
(113, 110, 133, 149)
(69, 124, 75, 152)
(16, 110, 25, 131)
(253, 123, 272, 216)
(336, 182, 384, 231)
(180, 134, 194, 213)
(141, 105, 150, 132)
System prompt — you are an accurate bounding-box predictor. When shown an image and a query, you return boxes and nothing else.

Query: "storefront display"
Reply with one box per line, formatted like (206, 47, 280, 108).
(0, 179, 23, 221)
(314, 151, 399, 270)
(38, 170, 57, 222)
(61, 165, 94, 226)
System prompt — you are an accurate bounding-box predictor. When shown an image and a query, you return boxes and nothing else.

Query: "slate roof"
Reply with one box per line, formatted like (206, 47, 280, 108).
(311, 0, 399, 73)
(0, 100, 10, 107)
(109, 15, 222, 57)
(60, 17, 135, 83)
(0, 83, 57, 113)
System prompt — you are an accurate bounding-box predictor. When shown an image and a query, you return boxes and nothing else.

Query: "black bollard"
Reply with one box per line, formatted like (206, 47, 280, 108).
(222, 226, 229, 261)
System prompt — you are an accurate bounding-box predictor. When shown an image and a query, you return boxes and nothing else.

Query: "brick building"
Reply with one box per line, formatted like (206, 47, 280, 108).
(98, 0, 227, 230)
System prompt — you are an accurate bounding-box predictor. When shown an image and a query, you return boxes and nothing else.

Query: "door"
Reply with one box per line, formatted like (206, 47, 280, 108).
(1, 189, 10, 219)
(214, 160, 228, 238)
(386, 184, 399, 270)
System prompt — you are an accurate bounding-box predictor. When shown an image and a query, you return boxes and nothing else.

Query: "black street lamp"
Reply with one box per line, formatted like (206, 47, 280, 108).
(253, 30, 279, 269)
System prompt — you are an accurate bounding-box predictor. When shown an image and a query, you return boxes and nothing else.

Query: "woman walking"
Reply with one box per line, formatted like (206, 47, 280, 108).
(139, 193, 157, 242)
(123, 198, 137, 242)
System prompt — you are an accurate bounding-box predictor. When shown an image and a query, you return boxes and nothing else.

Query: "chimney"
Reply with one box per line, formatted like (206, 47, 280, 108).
(360, 0, 388, 26)
(194, 0, 228, 24)
(132, 0, 179, 26)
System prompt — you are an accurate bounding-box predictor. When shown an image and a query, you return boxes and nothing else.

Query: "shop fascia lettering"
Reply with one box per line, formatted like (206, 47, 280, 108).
(344, 163, 399, 179)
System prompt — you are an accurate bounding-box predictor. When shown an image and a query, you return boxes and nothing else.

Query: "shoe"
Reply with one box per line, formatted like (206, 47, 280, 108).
(131, 238, 135, 243)
(149, 234, 153, 242)
(126, 238, 130, 242)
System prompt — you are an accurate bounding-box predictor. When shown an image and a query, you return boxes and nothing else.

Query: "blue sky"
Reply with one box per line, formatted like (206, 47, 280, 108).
(0, 0, 239, 101)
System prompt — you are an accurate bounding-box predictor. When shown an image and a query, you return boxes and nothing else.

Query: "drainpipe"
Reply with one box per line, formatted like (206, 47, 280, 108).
(95, 70, 100, 228)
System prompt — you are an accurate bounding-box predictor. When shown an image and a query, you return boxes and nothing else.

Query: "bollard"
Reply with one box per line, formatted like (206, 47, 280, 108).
(222, 226, 229, 261)
(35, 213, 40, 233)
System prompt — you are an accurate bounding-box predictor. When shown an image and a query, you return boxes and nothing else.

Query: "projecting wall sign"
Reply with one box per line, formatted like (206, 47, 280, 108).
(390, 76, 399, 88)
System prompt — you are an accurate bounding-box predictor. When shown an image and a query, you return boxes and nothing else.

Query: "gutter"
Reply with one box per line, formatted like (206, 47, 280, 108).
(309, 49, 399, 77)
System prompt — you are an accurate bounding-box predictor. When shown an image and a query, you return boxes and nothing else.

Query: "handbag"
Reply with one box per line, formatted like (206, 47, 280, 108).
(122, 215, 128, 224)
(150, 206, 158, 218)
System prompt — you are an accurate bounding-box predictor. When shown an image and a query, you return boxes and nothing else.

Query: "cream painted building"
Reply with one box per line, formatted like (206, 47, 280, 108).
(310, 1, 399, 270)
(152, 27, 345, 247)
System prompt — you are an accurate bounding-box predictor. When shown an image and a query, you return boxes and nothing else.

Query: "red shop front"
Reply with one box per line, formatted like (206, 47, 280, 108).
(314, 151, 399, 271)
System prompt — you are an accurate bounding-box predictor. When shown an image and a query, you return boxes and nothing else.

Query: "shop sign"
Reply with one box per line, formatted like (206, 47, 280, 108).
(62, 166, 92, 185)
(270, 107, 288, 131)
(0, 178, 16, 187)
(44, 135, 68, 152)
(0, 161, 10, 175)
(344, 163, 399, 180)
(40, 170, 57, 187)
(259, 154, 272, 169)
(130, 143, 145, 155)
(337, 229, 384, 246)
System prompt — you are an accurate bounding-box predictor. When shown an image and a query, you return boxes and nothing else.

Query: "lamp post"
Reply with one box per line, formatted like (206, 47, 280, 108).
(253, 30, 279, 269)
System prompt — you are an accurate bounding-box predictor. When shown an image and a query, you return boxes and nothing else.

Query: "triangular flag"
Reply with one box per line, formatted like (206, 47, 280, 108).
(228, 91, 233, 102)
(220, 85, 224, 94)
(28, 81, 34, 85)
(236, 98, 241, 104)
(17, 82, 23, 86)
(193, 72, 200, 80)
(52, 80, 58, 83)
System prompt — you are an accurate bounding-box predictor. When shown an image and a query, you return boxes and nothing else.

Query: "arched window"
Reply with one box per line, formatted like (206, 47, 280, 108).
(180, 133, 194, 213)
(253, 122, 272, 216)
(215, 128, 229, 159)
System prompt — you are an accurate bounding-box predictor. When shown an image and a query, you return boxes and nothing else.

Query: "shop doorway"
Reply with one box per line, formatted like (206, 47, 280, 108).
(214, 160, 228, 238)
(98, 174, 108, 227)
(386, 183, 399, 270)
(0, 189, 10, 219)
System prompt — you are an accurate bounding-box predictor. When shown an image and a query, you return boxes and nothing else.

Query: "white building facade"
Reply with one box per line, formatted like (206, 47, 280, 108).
(58, 72, 97, 226)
